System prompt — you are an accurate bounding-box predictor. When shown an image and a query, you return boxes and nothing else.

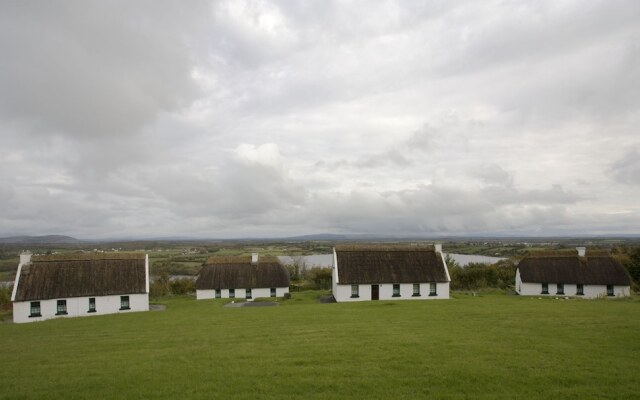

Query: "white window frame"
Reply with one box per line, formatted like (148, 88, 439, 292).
(429, 282, 437, 296)
(56, 299, 67, 315)
(88, 297, 96, 312)
(120, 295, 130, 310)
(29, 301, 41, 317)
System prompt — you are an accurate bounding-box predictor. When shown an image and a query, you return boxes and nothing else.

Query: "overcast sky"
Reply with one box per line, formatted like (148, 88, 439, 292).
(1, 1, 639, 239)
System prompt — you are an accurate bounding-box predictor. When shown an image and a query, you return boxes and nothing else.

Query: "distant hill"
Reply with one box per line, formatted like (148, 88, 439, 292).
(281, 233, 349, 241)
(280, 233, 434, 241)
(0, 235, 83, 244)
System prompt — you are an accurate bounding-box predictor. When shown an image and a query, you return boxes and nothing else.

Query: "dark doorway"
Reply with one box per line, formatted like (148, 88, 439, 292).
(371, 284, 379, 300)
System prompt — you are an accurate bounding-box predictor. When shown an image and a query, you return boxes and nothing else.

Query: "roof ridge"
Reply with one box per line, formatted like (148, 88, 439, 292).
(204, 255, 280, 265)
(335, 244, 435, 252)
(32, 252, 146, 262)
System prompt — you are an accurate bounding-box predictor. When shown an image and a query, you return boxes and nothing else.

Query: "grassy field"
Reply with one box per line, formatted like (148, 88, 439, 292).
(1, 292, 639, 399)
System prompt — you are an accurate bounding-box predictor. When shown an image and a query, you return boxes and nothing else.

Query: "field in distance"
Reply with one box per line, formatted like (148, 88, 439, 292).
(1, 291, 639, 399)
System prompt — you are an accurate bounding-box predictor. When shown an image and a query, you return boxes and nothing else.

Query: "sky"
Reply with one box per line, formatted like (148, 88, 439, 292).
(1, 1, 639, 239)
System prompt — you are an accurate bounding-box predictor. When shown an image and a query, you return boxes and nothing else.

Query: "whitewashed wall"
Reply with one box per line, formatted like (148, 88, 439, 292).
(332, 247, 450, 302)
(13, 293, 148, 324)
(196, 287, 289, 300)
(331, 249, 339, 296)
(334, 282, 449, 302)
(516, 270, 630, 298)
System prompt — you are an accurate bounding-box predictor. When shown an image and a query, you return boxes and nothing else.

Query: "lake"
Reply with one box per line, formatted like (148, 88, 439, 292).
(278, 253, 505, 268)
(278, 254, 333, 267)
(445, 253, 506, 266)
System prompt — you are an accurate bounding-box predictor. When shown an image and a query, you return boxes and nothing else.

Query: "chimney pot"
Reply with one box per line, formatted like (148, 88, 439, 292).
(251, 253, 258, 264)
(434, 244, 443, 253)
(576, 247, 586, 257)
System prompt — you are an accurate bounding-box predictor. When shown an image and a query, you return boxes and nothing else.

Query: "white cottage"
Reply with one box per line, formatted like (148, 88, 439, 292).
(195, 254, 290, 300)
(332, 244, 451, 302)
(11, 252, 149, 323)
(515, 247, 631, 298)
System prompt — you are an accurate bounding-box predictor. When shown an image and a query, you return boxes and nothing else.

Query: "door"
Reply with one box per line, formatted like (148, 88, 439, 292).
(371, 284, 379, 300)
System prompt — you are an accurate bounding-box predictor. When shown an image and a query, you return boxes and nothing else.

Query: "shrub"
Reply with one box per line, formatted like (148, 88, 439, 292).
(308, 268, 332, 290)
(450, 259, 517, 291)
(150, 273, 195, 298)
(0, 285, 12, 308)
(150, 272, 170, 298)
(170, 278, 195, 295)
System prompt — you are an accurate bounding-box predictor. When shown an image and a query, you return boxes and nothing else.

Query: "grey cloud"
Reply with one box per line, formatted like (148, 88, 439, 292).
(1, 1, 639, 238)
(472, 164, 514, 187)
(433, 2, 640, 77)
(406, 124, 439, 152)
(0, 1, 208, 138)
(609, 148, 640, 185)
(354, 149, 413, 168)
(326, 119, 470, 172)
(303, 182, 581, 236)
(481, 184, 580, 207)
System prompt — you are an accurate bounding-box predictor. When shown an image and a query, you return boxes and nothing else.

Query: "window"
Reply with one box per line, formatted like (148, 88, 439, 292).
(350, 285, 359, 298)
(56, 299, 67, 315)
(120, 296, 130, 310)
(607, 285, 614, 297)
(557, 283, 564, 295)
(88, 298, 96, 312)
(270, 288, 276, 297)
(412, 284, 421, 297)
(392, 284, 401, 297)
(429, 282, 437, 296)
(215, 289, 221, 298)
(576, 284, 584, 296)
(246, 288, 252, 299)
(29, 301, 41, 317)
(541, 283, 549, 294)
(229, 289, 235, 298)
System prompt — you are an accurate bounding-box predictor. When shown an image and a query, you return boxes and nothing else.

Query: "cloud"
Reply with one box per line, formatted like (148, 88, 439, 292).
(471, 164, 514, 187)
(1, 1, 639, 238)
(609, 148, 640, 186)
(0, 1, 209, 138)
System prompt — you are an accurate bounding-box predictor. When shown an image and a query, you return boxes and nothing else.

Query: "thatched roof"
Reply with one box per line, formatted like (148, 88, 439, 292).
(14, 253, 147, 302)
(32, 252, 145, 262)
(523, 248, 610, 257)
(517, 253, 631, 285)
(334, 244, 449, 284)
(196, 256, 289, 290)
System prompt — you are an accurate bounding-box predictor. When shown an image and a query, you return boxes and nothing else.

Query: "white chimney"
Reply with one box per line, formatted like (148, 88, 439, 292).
(576, 247, 586, 257)
(20, 251, 32, 265)
(251, 253, 258, 264)
(434, 244, 442, 253)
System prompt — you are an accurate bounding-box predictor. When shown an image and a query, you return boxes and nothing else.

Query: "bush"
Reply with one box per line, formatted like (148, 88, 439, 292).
(612, 245, 640, 292)
(150, 272, 170, 298)
(450, 259, 517, 291)
(308, 268, 332, 290)
(170, 278, 195, 295)
(150, 273, 195, 298)
(0, 285, 12, 308)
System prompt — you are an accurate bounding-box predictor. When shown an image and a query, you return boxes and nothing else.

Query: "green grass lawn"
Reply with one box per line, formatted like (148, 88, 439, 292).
(1, 292, 639, 399)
